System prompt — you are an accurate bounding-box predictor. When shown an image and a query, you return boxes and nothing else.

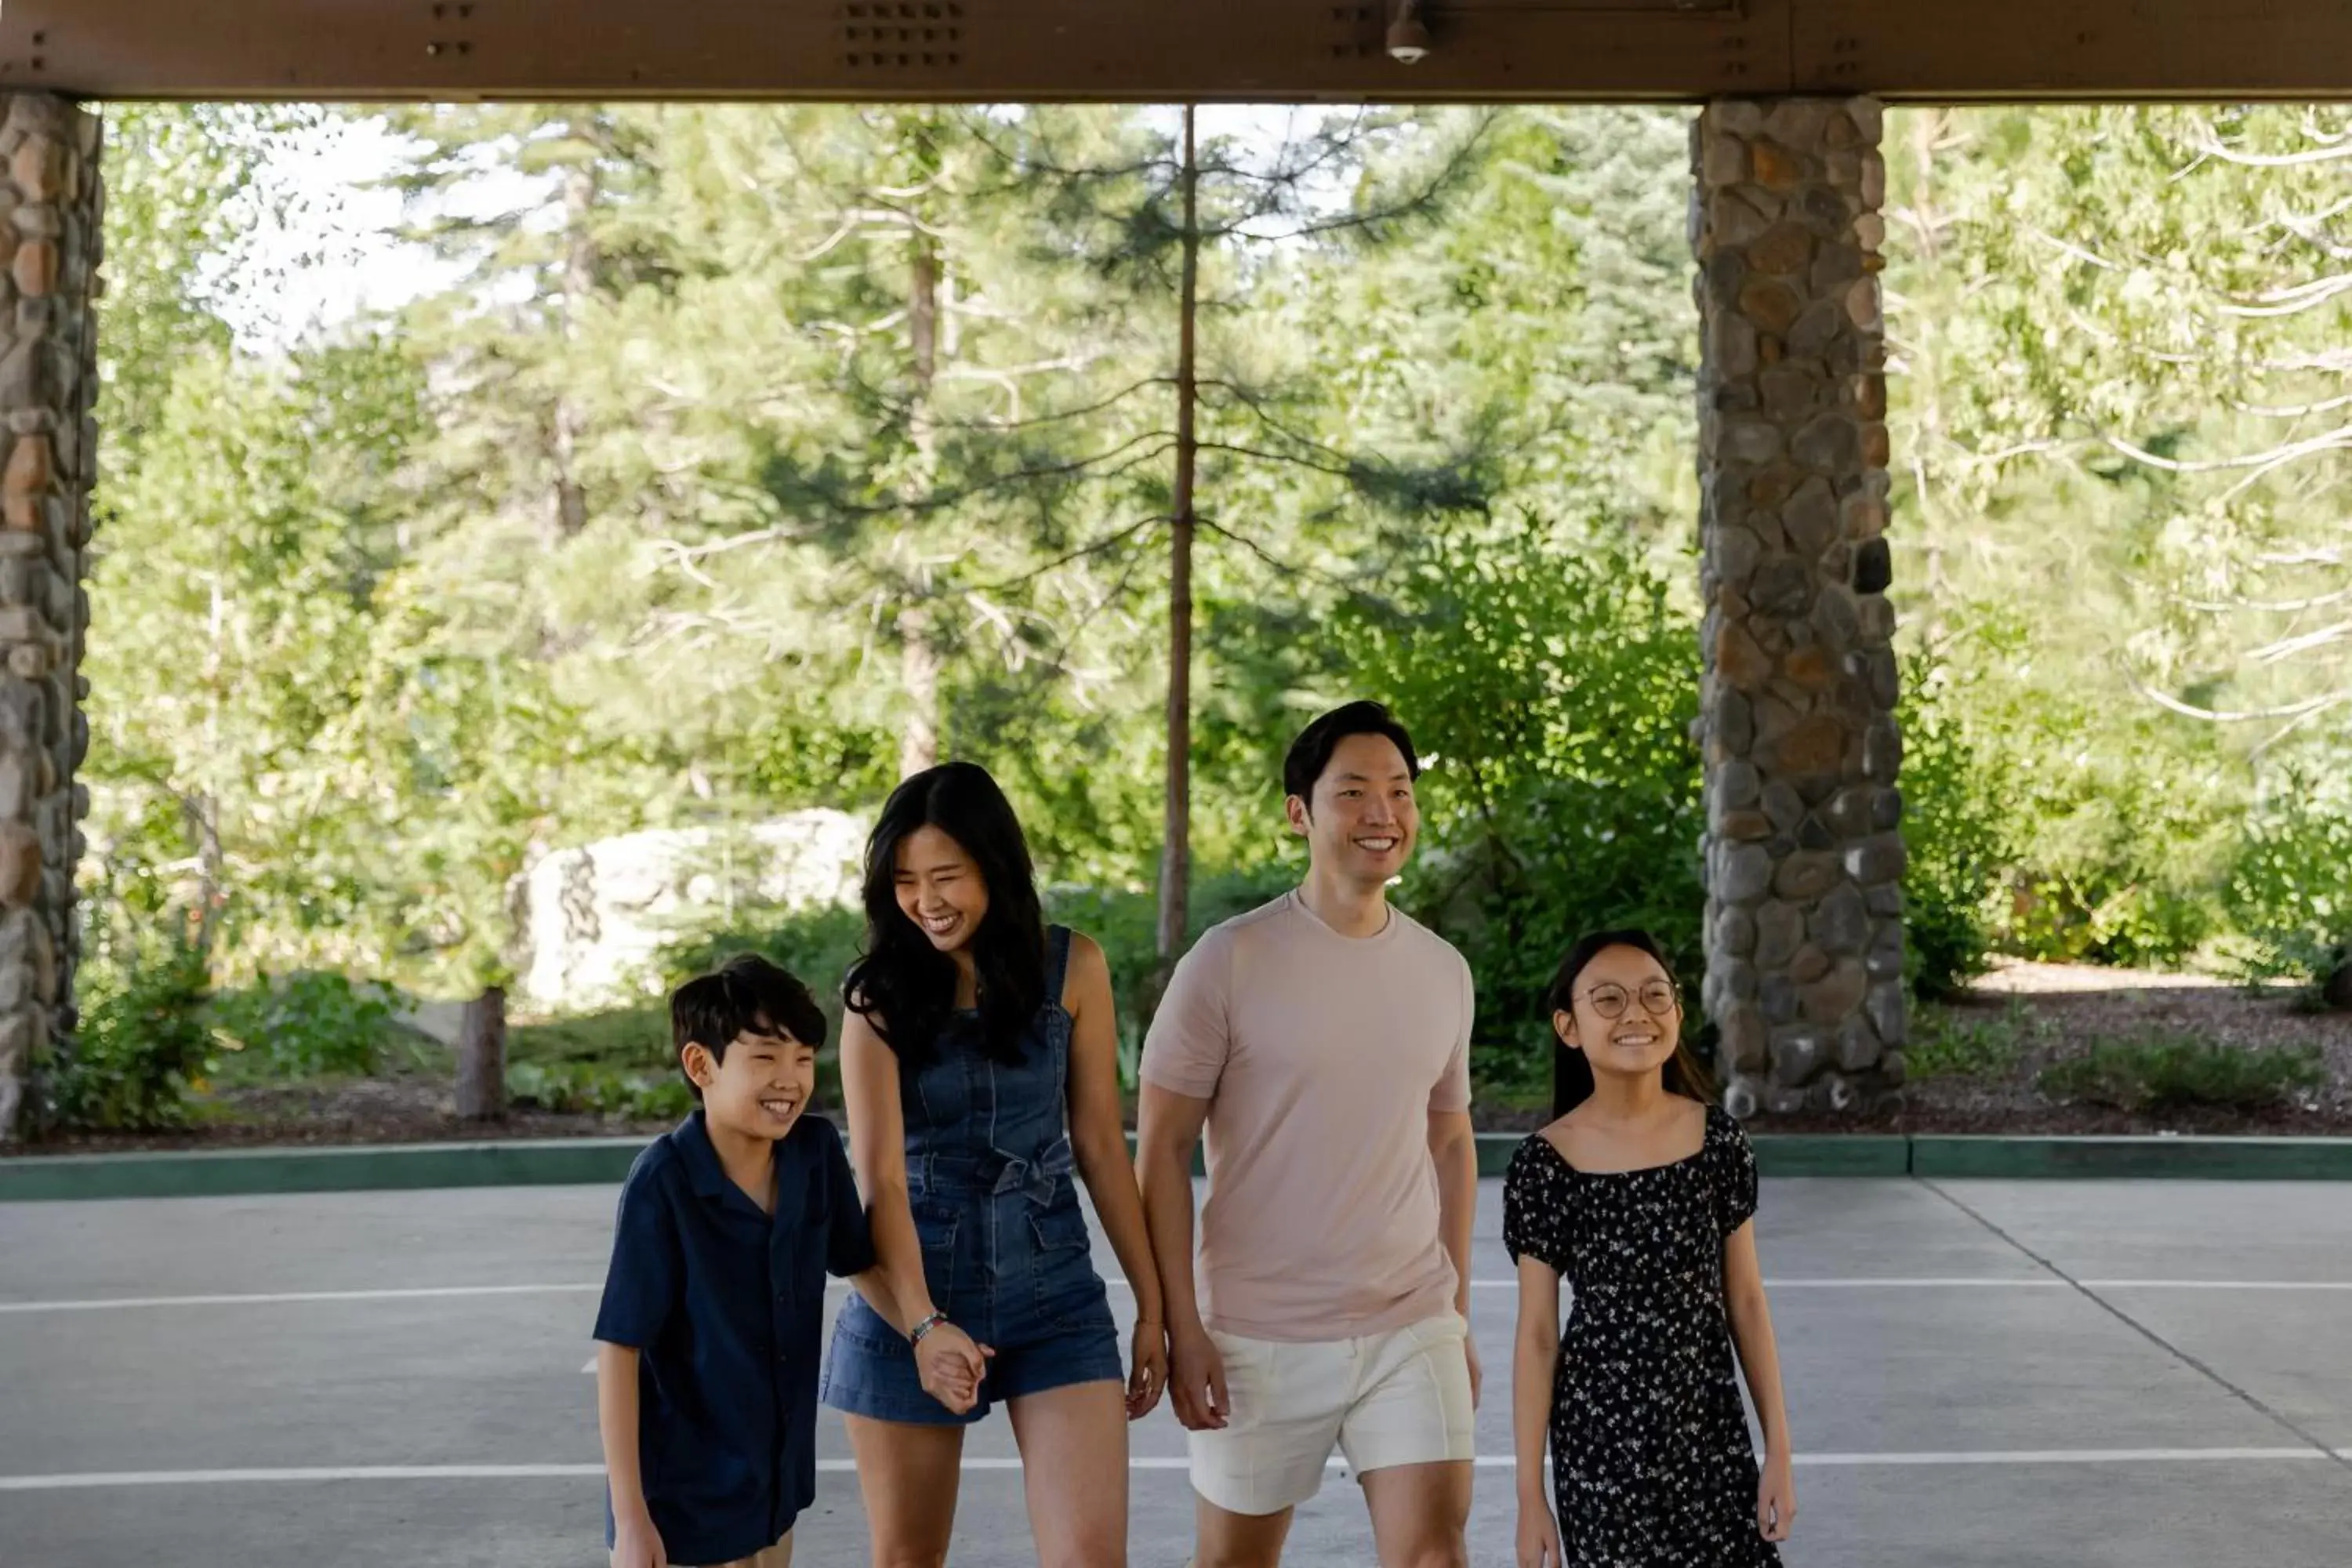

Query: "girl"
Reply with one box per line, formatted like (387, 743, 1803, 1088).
(822, 761, 1166, 1568)
(1504, 929, 1796, 1568)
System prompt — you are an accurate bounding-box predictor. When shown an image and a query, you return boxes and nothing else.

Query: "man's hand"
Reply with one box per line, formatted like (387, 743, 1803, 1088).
(610, 1504, 668, 1568)
(913, 1321, 993, 1414)
(1166, 1321, 1230, 1431)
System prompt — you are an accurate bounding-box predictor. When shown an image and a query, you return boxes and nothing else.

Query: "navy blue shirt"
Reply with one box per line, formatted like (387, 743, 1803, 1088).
(593, 1110, 876, 1564)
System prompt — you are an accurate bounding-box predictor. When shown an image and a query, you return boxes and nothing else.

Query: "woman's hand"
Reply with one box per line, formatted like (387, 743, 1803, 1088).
(913, 1320, 993, 1414)
(1515, 1498, 1565, 1568)
(1757, 1452, 1797, 1542)
(1126, 1319, 1168, 1420)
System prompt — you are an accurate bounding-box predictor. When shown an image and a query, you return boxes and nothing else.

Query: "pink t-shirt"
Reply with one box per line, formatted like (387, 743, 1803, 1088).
(1142, 890, 1475, 1341)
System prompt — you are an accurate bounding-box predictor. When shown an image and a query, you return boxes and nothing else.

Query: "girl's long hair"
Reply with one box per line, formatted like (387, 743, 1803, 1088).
(843, 761, 1048, 1066)
(1549, 928, 1719, 1119)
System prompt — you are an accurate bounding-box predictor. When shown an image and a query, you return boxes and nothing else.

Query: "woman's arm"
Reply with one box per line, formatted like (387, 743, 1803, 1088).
(839, 1007, 987, 1410)
(1062, 933, 1168, 1417)
(1724, 1221, 1796, 1541)
(1512, 1254, 1566, 1568)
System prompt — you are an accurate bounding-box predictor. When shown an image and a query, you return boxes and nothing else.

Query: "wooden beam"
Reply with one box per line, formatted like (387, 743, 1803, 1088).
(2, 1, 2347, 103)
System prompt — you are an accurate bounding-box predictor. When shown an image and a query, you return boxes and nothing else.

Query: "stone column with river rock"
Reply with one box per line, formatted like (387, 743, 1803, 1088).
(0, 93, 98, 1141)
(1690, 96, 1907, 1119)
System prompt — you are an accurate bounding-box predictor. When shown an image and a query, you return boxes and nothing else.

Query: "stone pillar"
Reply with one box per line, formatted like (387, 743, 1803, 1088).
(0, 93, 98, 1140)
(1690, 97, 1906, 1119)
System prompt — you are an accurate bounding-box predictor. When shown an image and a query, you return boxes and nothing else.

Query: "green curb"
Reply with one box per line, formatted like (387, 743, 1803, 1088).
(0, 1138, 648, 1203)
(8, 1131, 2351, 1201)
(1911, 1134, 2352, 1181)
(1753, 1134, 1912, 1177)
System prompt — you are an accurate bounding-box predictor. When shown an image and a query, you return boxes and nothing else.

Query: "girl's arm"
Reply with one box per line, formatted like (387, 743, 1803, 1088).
(838, 1008, 989, 1410)
(1062, 932, 1169, 1417)
(1724, 1221, 1796, 1541)
(1512, 1254, 1566, 1567)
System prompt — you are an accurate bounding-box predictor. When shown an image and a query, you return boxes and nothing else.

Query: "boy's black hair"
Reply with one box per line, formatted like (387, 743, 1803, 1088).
(1281, 699, 1421, 806)
(670, 954, 825, 1098)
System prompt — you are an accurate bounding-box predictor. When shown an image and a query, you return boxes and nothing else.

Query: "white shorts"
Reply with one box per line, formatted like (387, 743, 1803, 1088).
(1189, 1311, 1476, 1516)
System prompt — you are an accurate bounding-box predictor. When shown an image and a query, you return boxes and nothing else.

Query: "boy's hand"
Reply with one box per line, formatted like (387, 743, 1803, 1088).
(913, 1320, 993, 1414)
(610, 1503, 667, 1568)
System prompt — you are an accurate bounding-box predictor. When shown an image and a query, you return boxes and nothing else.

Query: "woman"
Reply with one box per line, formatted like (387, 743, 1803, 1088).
(823, 761, 1166, 1568)
(1505, 929, 1796, 1568)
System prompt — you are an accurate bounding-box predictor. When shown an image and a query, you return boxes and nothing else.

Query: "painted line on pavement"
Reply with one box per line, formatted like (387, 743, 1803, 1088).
(10, 1449, 2352, 1490)
(15, 1276, 2352, 1315)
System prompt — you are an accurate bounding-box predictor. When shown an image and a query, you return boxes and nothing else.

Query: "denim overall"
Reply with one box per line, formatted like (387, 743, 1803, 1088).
(822, 927, 1122, 1423)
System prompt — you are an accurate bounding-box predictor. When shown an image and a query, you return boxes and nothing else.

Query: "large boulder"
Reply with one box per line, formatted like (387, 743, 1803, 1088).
(516, 811, 866, 1007)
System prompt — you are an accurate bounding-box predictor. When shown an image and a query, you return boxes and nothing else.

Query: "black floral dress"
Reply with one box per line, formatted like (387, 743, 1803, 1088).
(1503, 1105, 1779, 1568)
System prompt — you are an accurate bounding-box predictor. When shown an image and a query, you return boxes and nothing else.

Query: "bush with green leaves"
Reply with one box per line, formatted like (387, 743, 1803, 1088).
(42, 925, 216, 1132)
(1906, 997, 2055, 1080)
(2035, 1033, 2326, 1112)
(1896, 655, 2016, 1000)
(2225, 743, 2352, 996)
(506, 1060, 696, 1120)
(209, 971, 397, 1080)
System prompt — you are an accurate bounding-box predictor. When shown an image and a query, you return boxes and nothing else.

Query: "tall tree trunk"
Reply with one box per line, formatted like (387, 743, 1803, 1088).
(899, 224, 945, 778)
(456, 986, 508, 1121)
(550, 120, 597, 544)
(1156, 106, 1202, 977)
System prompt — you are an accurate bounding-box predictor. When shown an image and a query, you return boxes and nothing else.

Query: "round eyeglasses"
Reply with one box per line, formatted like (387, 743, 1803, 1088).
(1575, 980, 1680, 1019)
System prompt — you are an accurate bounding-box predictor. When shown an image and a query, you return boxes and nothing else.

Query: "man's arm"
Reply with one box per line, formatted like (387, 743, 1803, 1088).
(1136, 1081, 1226, 1430)
(1428, 1107, 1480, 1406)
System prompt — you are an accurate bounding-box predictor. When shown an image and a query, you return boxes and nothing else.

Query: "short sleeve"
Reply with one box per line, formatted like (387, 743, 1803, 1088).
(1139, 928, 1232, 1100)
(1428, 950, 1474, 1115)
(593, 1156, 683, 1348)
(1711, 1109, 1759, 1237)
(820, 1120, 877, 1279)
(1501, 1139, 1555, 1267)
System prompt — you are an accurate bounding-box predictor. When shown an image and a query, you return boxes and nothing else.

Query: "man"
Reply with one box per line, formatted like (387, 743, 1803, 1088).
(1138, 701, 1479, 1568)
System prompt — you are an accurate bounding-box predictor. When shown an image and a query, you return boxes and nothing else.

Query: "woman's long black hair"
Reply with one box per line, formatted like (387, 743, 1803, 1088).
(1549, 928, 1719, 1119)
(843, 761, 1048, 1066)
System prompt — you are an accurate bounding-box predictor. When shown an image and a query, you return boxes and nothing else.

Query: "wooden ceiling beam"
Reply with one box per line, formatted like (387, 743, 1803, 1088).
(2, 2, 2347, 103)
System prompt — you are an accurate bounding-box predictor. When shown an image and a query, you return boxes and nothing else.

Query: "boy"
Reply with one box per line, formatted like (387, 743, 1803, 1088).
(595, 954, 884, 1568)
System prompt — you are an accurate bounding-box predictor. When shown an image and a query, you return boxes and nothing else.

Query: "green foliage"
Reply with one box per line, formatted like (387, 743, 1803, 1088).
(653, 905, 870, 1047)
(43, 926, 216, 1132)
(1907, 998, 2055, 1080)
(2035, 1033, 2326, 1112)
(2226, 742, 2352, 990)
(209, 972, 397, 1080)
(1346, 522, 1705, 1092)
(1896, 654, 2017, 998)
(506, 1061, 695, 1121)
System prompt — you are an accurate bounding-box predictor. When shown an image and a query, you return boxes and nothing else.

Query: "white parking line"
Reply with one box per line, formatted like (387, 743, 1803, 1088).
(11, 1276, 2352, 1315)
(7, 1449, 2348, 1490)
(0, 1283, 601, 1314)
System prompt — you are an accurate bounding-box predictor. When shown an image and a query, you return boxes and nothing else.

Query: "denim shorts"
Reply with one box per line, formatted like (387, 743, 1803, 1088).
(822, 1188, 1123, 1425)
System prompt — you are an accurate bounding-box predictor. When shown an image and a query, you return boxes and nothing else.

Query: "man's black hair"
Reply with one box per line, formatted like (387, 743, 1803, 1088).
(670, 954, 825, 1098)
(1281, 699, 1421, 805)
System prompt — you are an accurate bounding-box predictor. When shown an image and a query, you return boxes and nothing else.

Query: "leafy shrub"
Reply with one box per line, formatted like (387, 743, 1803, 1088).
(2226, 746, 2352, 996)
(1897, 655, 2015, 1000)
(2034, 1033, 2325, 1112)
(44, 925, 216, 1131)
(655, 905, 868, 1044)
(1907, 997, 2055, 1080)
(209, 971, 397, 1079)
(506, 1061, 695, 1120)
